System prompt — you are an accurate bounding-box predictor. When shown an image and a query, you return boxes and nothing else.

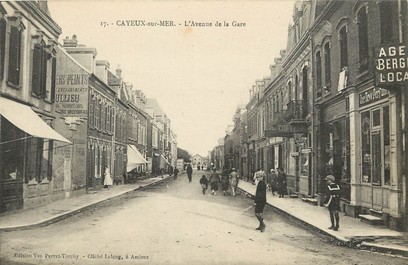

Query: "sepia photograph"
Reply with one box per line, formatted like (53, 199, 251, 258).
(0, 0, 407, 264)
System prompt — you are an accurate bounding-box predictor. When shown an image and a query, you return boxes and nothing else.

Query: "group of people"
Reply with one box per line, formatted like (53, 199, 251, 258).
(254, 167, 287, 198)
(199, 168, 240, 196)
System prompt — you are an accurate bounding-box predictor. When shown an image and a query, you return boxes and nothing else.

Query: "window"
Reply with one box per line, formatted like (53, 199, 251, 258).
(360, 106, 390, 185)
(8, 25, 22, 87)
(0, 18, 6, 81)
(380, 0, 398, 44)
(32, 42, 49, 98)
(324, 42, 331, 92)
(316, 51, 322, 98)
(339, 26, 348, 69)
(357, 6, 369, 71)
(0, 118, 24, 181)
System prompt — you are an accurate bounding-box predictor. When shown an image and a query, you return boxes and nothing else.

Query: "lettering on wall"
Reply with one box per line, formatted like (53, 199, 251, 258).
(55, 74, 89, 117)
(375, 44, 408, 86)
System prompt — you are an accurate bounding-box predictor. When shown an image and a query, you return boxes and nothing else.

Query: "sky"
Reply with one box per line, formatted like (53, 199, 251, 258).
(48, 0, 296, 156)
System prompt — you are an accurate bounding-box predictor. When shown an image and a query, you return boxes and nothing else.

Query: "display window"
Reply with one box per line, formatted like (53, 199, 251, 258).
(360, 105, 390, 186)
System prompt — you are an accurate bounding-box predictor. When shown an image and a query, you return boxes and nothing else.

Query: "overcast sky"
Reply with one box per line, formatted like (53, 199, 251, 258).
(48, 0, 295, 156)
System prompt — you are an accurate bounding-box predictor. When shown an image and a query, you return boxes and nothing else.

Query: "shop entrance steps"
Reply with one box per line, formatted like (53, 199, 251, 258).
(359, 209, 386, 226)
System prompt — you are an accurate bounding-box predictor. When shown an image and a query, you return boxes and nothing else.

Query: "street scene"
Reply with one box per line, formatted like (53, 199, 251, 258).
(1, 0, 408, 264)
(1, 170, 406, 265)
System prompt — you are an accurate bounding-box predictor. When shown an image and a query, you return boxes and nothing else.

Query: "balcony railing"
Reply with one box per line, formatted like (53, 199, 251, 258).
(284, 100, 307, 123)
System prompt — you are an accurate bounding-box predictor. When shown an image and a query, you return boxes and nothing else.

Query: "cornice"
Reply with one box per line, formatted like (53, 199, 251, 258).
(19, 1, 62, 38)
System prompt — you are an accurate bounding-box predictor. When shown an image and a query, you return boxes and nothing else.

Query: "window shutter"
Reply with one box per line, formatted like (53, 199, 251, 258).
(0, 19, 6, 81)
(41, 50, 48, 98)
(8, 26, 21, 86)
(32, 44, 42, 96)
(51, 57, 56, 102)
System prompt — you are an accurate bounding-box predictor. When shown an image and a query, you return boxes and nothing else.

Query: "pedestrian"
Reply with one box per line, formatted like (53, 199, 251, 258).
(173, 167, 179, 180)
(323, 175, 341, 231)
(229, 168, 239, 196)
(267, 169, 278, 195)
(103, 165, 113, 188)
(277, 167, 287, 198)
(209, 168, 220, 195)
(186, 164, 193, 183)
(200, 175, 209, 195)
(221, 170, 229, 196)
(254, 171, 267, 232)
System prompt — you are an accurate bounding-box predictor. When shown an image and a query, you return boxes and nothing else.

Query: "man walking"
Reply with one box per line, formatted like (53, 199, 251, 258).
(254, 172, 267, 232)
(186, 164, 193, 183)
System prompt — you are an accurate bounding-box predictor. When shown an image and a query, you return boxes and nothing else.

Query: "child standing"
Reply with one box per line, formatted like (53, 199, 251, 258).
(200, 175, 209, 195)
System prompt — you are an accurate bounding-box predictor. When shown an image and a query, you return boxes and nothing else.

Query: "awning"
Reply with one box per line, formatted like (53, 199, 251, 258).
(160, 155, 170, 167)
(0, 97, 71, 143)
(127, 144, 147, 172)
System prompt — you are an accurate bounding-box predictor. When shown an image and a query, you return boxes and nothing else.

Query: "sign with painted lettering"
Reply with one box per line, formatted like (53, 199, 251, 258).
(375, 44, 408, 86)
(55, 73, 89, 117)
(359, 87, 389, 107)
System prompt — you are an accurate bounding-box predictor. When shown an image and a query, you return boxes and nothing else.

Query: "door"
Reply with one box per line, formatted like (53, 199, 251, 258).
(371, 131, 383, 211)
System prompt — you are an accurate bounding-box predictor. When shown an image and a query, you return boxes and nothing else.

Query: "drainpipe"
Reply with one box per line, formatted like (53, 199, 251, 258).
(310, 34, 316, 196)
(399, 0, 408, 230)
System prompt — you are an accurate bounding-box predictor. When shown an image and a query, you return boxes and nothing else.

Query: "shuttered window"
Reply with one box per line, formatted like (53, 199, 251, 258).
(32, 43, 49, 98)
(8, 25, 22, 86)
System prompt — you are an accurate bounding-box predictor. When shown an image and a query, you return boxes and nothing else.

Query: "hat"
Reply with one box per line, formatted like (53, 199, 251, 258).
(232, 168, 235, 171)
(325, 175, 335, 182)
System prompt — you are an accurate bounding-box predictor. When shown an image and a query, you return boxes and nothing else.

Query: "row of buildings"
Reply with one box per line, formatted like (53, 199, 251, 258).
(211, 0, 408, 231)
(0, 1, 177, 213)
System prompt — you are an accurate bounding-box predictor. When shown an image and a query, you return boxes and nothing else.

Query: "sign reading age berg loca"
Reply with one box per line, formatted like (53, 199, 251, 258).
(375, 44, 408, 86)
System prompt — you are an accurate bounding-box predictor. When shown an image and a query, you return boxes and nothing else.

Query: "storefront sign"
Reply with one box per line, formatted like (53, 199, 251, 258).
(359, 87, 389, 107)
(375, 44, 408, 86)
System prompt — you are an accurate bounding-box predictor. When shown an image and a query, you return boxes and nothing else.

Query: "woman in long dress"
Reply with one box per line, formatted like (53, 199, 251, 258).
(104, 166, 113, 188)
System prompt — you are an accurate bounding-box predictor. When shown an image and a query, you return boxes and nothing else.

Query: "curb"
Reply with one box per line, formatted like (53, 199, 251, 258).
(0, 176, 169, 232)
(237, 187, 408, 257)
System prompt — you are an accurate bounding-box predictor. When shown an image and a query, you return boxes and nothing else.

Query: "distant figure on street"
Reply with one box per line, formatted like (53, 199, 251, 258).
(277, 167, 287, 198)
(254, 171, 267, 232)
(323, 175, 341, 231)
(103, 165, 113, 188)
(221, 170, 229, 196)
(229, 168, 239, 196)
(186, 164, 193, 183)
(200, 175, 209, 195)
(209, 169, 221, 195)
(173, 167, 179, 180)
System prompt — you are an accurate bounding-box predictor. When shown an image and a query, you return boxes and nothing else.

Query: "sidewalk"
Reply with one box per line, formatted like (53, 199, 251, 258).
(238, 180, 408, 257)
(0, 175, 170, 232)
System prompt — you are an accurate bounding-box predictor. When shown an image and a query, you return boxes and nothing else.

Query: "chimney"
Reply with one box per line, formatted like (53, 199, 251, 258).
(95, 60, 110, 84)
(270, 64, 277, 80)
(63, 35, 97, 73)
(63, 34, 78, 47)
(116, 65, 122, 78)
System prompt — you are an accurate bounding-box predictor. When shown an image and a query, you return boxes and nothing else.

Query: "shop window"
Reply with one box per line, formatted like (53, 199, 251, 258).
(361, 106, 390, 185)
(383, 106, 390, 185)
(372, 109, 380, 127)
(0, 118, 24, 181)
(361, 111, 371, 183)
